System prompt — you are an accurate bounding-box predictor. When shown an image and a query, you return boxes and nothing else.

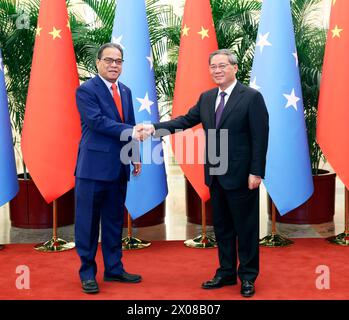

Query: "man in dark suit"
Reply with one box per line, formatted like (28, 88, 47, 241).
(74, 43, 142, 294)
(141, 49, 269, 297)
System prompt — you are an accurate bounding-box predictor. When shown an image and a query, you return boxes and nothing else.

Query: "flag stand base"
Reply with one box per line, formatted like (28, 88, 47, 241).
(184, 234, 217, 248)
(0, 244, 4, 250)
(122, 236, 151, 250)
(327, 232, 349, 246)
(259, 234, 294, 247)
(34, 237, 75, 252)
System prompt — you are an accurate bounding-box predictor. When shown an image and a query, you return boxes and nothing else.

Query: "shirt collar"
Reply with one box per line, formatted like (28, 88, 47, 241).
(98, 74, 119, 90)
(218, 79, 237, 97)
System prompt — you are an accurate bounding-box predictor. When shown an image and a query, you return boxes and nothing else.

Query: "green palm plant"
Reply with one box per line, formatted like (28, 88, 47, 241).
(0, 0, 39, 137)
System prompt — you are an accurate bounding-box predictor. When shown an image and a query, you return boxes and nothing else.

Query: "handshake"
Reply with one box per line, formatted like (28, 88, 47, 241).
(133, 123, 155, 141)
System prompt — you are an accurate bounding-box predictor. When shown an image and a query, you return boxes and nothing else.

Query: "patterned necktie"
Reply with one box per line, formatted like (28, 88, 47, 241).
(215, 91, 227, 128)
(111, 83, 124, 122)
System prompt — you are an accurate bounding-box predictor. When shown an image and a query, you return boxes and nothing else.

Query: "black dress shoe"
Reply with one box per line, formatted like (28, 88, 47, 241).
(202, 276, 237, 289)
(241, 280, 255, 297)
(82, 279, 99, 294)
(104, 272, 142, 283)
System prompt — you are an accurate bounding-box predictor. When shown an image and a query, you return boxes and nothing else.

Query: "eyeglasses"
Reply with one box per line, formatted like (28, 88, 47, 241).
(100, 57, 124, 66)
(209, 63, 231, 71)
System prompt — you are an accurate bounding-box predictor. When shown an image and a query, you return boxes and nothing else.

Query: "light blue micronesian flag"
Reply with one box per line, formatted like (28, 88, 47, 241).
(112, 0, 168, 219)
(250, 0, 313, 215)
(0, 49, 19, 207)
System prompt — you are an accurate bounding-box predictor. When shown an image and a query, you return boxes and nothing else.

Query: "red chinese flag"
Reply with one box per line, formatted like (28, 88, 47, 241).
(317, 1, 349, 188)
(21, 0, 81, 203)
(171, 0, 218, 201)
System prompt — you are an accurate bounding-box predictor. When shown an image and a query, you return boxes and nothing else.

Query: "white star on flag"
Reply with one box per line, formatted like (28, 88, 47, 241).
(0, 58, 3, 72)
(112, 35, 126, 50)
(250, 77, 261, 90)
(292, 51, 298, 66)
(146, 50, 153, 70)
(256, 32, 272, 53)
(137, 92, 154, 114)
(283, 88, 300, 111)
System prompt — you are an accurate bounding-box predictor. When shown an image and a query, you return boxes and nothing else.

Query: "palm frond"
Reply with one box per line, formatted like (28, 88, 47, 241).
(80, 0, 115, 28)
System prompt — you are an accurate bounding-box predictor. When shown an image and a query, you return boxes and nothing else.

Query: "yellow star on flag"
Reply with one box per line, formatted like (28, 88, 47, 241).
(49, 27, 62, 40)
(331, 25, 343, 38)
(66, 19, 71, 30)
(332, 0, 336, 5)
(182, 24, 190, 37)
(198, 26, 209, 40)
(36, 25, 42, 37)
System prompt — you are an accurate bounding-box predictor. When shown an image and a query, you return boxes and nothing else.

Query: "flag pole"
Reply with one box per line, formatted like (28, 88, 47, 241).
(259, 197, 293, 247)
(184, 199, 217, 248)
(327, 187, 349, 245)
(122, 211, 151, 250)
(34, 200, 75, 252)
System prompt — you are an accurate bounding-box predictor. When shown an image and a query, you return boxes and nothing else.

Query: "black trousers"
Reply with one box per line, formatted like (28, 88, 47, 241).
(209, 177, 260, 282)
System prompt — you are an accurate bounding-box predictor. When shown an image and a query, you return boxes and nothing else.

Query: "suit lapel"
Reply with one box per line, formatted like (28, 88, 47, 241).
(208, 88, 219, 128)
(217, 81, 244, 129)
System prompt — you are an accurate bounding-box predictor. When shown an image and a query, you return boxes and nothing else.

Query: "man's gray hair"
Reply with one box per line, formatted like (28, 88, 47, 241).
(209, 49, 238, 65)
(97, 43, 124, 60)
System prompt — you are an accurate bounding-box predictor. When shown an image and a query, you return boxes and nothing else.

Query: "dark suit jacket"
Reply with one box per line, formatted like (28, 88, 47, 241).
(154, 81, 269, 190)
(75, 75, 138, 181)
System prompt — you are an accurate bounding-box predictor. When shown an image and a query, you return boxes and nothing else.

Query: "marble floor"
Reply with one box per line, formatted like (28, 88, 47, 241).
(0, 149, 346, 245)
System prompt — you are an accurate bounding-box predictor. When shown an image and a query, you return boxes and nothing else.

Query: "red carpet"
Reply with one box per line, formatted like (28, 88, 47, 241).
(0, 239, 348, 300)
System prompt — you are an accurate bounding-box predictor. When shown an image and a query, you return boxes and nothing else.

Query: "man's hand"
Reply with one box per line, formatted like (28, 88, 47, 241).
(133, 123, 155, 141)
(132, 162, 141, 176)
(248, 174, 262, 190)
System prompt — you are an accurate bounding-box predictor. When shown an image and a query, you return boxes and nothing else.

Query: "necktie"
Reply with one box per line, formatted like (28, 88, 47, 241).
(215, 91, 227, 128)
(111, 83, 124, 122)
